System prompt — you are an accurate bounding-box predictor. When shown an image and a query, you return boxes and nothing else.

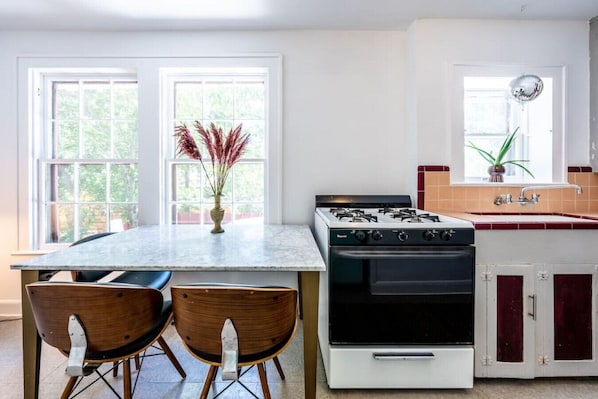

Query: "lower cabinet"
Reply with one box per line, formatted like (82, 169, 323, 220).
(475, 263, 598, 378)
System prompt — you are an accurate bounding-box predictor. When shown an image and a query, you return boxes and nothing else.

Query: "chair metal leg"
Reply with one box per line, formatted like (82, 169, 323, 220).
(272, 356, 285, 380)
(257, 363, 271, 399)
(123, 358, 132, 399)
(61, 376, 78, 399)
(200, 365, 218, 399)
(157, 336, 187, 378)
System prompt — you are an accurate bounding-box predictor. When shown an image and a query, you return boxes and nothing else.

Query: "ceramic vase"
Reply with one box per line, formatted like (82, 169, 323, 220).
(210, 194, 225, 234)
(488, 165, 506, 182)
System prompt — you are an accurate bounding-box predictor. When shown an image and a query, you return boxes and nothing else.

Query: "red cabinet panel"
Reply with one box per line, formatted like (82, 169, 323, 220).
(497, 275, 524, 363)
(553, 274, 593, 360)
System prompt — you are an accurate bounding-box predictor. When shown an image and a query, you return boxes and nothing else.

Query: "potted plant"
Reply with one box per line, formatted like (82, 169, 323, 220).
(465, 127, 534, 182)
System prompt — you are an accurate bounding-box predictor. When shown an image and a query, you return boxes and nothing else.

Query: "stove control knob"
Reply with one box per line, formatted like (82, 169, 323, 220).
(397, 231, 409, 242)
(354, 230, 367, 242)
(423, 229, 438, 241)
(371, 230, 383, 241)
(440, 229, 455, 241)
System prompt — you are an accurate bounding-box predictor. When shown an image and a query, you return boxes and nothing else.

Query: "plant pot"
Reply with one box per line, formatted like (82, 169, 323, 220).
(488, 165, 506, 182)
(210, 195, 225, 234)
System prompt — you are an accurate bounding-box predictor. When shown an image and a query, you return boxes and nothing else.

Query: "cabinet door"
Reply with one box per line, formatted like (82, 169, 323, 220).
(535, 264, 598, 377)
(480, 264, 536, 378)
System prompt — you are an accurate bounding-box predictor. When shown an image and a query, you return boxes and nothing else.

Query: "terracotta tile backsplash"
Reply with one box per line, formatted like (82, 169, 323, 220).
(419, 166, 598, 214)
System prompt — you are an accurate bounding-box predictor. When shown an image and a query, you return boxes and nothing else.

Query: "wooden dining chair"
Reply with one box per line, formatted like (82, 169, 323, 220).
(26, 281, 186, 399)
(171, 284, 298, 399)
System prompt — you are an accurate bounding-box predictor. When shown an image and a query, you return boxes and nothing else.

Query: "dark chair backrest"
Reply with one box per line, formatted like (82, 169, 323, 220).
(171, 285, 298, 363)
(26, 282, 163, 353)
(69, 232, 116, 282)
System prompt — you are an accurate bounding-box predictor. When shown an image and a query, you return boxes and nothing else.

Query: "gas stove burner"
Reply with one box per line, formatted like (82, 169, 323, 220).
(401, 214, 440, 223)
(330, 208, 378, 223)
(379, 208, 440, 223)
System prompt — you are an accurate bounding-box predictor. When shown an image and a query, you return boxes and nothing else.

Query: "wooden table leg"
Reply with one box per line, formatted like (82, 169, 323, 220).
(21, 270, 41, 399)
(299, 271, 319, 399)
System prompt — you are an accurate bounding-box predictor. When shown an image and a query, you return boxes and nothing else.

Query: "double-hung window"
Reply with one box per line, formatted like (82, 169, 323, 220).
(35, 71, 139, 248)
(20, 56, 281, 251)
(163, 69, 267, 225)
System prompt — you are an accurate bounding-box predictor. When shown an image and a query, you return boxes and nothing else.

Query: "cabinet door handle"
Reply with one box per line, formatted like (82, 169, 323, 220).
(528, 294, 536, 320)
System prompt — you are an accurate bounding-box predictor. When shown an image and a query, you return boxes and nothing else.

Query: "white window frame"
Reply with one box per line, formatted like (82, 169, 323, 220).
(17, 55, 282, 252)
(450, 64, 566, 184)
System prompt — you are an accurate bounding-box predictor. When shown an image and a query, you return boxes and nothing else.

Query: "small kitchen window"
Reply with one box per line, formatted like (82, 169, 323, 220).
(451, 65, 565, 184)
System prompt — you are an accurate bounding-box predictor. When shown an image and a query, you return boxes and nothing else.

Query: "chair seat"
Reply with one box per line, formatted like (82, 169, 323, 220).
(112, 271, 172, 291)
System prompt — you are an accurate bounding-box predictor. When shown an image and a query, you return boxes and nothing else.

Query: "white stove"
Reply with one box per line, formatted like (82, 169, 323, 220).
(314, 195, 475, 390)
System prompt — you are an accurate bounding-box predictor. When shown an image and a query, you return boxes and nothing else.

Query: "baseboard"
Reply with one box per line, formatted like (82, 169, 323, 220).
(0, 299, 22, 320)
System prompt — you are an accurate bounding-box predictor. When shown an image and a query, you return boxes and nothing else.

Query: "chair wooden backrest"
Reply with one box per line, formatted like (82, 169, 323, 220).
(26, 282, 163, 353)
(171, 285, 298, 364)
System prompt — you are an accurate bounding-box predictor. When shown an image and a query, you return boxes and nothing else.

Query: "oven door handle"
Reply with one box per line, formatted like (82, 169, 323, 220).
(332, 249, 471, 259)
(373, 352, 435, 360)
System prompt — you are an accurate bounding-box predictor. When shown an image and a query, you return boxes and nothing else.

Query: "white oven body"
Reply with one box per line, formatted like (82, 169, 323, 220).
(315, 212, 475, 389)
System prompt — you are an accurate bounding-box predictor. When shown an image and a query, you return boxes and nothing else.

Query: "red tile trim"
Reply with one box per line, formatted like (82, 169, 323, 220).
(568, 166, 593, 172)
(490, 223, 519, 230)
(517, 223, 546, 230)
(419, 165, 450, 172)
(545, 223, 573, 230)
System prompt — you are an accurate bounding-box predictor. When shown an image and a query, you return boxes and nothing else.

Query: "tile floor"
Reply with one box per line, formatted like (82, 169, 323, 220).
(2, 317, 598, 398)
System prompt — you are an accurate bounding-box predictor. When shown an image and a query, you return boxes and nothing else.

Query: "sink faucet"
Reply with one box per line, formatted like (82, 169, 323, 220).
(494, 184, 583, 206)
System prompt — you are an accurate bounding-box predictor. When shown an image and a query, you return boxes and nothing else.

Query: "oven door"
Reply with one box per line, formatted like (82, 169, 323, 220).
(328, 245, 474, 345)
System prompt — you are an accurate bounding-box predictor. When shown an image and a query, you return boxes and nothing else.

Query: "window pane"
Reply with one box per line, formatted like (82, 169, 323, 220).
(81, 120, 111, 158)
(53, 121, 80, 159)
(113, 120, 138, 159)
(113, 82, 138, 120)
(46, 164, 75, 202)
(46, 204, 74, 243)
(82, 81, 111, 119)
(175, 82, 203, 119)
(239, 120, 265, 158)
(205, 81, 234, 120)
(79, 204, 107, 237)
(173, 204, 203, 224)
(234, 203, 264, 224)
(79, 164, 106, 202)
(53, 82, 79, 120)
(173, 163, 202, 201)
(110, 164, 138, 202)
(109, 204, 138, 231)
(233, 163, 264, 202)
(235, 81, 265, 120)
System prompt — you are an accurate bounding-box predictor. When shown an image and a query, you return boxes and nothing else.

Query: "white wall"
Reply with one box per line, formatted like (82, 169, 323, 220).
(0, 30, 407, 313)
(409, 19, 590, 169)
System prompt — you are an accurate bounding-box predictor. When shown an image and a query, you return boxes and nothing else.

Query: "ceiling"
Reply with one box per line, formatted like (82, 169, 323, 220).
(1, 0, 597, 31)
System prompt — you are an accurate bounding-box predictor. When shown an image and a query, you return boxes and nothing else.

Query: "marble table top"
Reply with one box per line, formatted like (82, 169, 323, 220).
(11, 224, 326, 272)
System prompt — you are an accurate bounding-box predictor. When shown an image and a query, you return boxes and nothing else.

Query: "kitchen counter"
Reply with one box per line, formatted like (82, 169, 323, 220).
(12, 224, 326, 399)
(440, 211, 598, 230)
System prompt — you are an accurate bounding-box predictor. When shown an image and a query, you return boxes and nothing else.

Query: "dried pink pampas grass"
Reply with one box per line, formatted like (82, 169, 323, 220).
(175, 121, 249, 196)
